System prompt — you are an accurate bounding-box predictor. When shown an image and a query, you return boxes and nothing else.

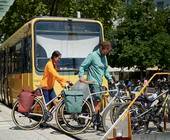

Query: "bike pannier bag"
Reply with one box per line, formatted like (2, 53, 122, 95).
(18, 90, 34, 113)
(64, 90, 84, 113)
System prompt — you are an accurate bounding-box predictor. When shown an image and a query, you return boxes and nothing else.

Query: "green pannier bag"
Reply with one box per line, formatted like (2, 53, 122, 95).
(64, 90, 84, 113)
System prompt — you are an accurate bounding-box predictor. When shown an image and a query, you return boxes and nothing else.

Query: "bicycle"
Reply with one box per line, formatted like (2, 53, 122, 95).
(115, 81, 170, 134)
(103, 81, 131, 131)
(11, 88, 62, 130)
(55, 81, 130, 134)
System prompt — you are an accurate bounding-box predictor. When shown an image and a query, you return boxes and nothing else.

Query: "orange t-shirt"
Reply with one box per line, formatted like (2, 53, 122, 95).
(41, 60, 67, 89)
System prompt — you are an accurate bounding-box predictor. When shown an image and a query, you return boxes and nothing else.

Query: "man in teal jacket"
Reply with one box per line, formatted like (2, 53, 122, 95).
(79, 41, 114, 127)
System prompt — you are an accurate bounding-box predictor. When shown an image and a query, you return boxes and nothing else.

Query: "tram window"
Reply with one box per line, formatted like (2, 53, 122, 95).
(23, 37, 32, 72)
(13, 42, 23, 72)
(6, 48, 10, 73)
(59, 58, 84, 70)
(6, 37, 32, 74)
(8, 48, 12, 73)
(9, 47, 14, 73)
(12, 46, 16, 72)
(35, 44, 48, 71)
(10, 46, 15, 73)
(2, 51, 5, 74)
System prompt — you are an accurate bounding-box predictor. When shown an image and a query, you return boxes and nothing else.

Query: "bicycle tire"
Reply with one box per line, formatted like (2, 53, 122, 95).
(154, 102, 168, 132)
(55, 99, 92, 135)
(115, 102, 145, 134)
(102, 102, 122, 132)
(11, 98, 45, 130)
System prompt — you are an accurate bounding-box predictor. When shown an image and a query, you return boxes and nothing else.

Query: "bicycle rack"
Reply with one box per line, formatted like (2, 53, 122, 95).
(101, 72, 170, 140)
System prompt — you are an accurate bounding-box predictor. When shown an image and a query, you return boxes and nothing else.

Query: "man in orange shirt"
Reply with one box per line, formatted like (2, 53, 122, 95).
(41, 50, 71, 105)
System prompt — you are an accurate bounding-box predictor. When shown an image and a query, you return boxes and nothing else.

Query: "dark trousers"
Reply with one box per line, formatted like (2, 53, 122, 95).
(42, 88, 56, 104)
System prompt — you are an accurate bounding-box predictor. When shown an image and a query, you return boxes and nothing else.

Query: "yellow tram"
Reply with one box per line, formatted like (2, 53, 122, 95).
(0, 17, 107, 106)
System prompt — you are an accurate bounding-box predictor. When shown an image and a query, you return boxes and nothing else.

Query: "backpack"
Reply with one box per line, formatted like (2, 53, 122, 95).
(18, 90, 35, 113)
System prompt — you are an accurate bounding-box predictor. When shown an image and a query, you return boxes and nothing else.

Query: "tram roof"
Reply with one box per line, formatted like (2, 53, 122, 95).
(0, 0, 15, 20)
(0, 17, 103, 49)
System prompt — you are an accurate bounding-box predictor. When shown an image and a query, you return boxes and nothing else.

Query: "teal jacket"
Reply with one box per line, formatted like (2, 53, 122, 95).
(79, 49, 113, 86)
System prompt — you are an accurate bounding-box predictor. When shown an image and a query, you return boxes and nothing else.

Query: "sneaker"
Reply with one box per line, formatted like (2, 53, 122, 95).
(39, 123, 49, 128)
(93, 113, 101, 130)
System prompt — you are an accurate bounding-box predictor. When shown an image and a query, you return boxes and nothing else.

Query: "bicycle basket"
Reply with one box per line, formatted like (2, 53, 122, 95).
(64, 90, 84, 113)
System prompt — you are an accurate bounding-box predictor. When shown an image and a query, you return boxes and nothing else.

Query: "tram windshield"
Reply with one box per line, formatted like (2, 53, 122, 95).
(34, 20, 101, 72)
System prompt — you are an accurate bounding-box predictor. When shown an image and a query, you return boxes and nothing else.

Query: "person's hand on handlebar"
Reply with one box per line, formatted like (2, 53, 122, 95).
(64, 81, 73, 89)
(67, 81, 73, 86)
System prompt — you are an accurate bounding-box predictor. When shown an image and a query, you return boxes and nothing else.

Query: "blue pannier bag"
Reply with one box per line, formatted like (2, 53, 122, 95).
(64, 90, 84, 113)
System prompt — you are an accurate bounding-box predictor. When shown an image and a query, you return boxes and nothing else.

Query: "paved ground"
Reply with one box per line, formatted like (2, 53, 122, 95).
(1, 101, 170, 140)
(0, 103, 75, 140)
(0, 102, 105, 140)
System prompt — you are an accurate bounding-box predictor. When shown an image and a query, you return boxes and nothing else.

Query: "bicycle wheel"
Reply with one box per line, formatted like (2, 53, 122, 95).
(55, 99, 92, 134)
(152, 102, 169, 132)
(11, 98, 45, 130)
(115, 102, 145, 134)
(102, 102, 122, 132)
(163, 102, 169, 131)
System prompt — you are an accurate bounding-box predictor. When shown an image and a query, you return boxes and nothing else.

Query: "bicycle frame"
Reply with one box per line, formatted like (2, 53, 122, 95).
(136, 89, 169, 119)
(83, 84, 127, 116)
(35, 88, 59, 113)
(53, 83, 131, 134)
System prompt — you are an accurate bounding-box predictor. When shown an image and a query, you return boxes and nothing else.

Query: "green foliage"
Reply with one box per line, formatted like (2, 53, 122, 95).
(109, 0, 170, 70)
(0, 0, 170, 70)
(50, 0, 123, 39)
(0, 0, 122, 42)
(151, 32, 170, 69)
(0, 0, 48, 41)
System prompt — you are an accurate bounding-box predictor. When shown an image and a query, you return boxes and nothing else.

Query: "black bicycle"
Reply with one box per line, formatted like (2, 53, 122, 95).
(115, 81, 170, 134)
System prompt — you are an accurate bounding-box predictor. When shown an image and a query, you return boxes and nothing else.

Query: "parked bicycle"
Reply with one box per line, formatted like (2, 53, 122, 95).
(115, 80, 170, 134)
(55, 81, 130, 134)
(11, 88, 62, 130)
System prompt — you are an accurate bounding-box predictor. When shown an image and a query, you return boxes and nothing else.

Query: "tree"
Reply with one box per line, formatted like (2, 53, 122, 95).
(0, 0, 123, 43)
(1, 0, 169, 72)
(49, 0, 123, 39)
(0, 0, 48, 42)
(151, 32, 170, 69)
(108, 0, 170, 71)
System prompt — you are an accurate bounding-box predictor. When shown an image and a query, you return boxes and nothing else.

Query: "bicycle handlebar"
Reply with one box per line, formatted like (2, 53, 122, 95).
(79, 79, 96, 84)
